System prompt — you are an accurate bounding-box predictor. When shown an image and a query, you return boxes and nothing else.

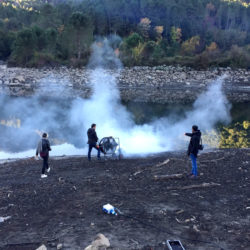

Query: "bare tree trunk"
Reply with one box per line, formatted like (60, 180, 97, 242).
(77, 31, 81, 60)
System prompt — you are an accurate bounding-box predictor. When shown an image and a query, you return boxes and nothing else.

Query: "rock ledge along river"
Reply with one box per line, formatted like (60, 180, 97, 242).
(0, 64, 249, 103)
(0, 148, 249, 249)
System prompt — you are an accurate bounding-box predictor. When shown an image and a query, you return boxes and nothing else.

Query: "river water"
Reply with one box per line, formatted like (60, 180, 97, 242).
(0, 96, 249, 160)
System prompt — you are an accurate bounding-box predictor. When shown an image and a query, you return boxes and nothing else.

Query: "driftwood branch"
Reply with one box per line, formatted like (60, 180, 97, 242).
(155, 159, 170, 167)
(133, 159, 171, 176)
(154, 173, 185, 181)
(200, 157, 225, 164)
(133, 170, 145, 176)
(133, 159, 172, 176)
(167, 182, 221, 190)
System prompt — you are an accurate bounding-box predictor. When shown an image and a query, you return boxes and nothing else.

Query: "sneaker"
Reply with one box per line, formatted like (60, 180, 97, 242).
(46, 167, 50, 173)
(41, 174, 48, 178)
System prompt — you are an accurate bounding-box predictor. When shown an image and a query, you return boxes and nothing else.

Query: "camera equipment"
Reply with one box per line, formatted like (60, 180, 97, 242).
(99, 136, 122, 160)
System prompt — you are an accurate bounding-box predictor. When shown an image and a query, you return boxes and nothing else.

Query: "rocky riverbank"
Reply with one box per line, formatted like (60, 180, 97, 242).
(0, 64, 249, 103)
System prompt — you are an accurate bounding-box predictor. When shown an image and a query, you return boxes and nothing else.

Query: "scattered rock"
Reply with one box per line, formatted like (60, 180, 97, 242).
(58, 177, 64, 183)
(57, 243, 63, 249)
(193, 225, 200, 232)
(84, 233, 110, 250)
(0, 64, 249, 103)
(13, 75, 25, 83)
(36, 245, 47, 250)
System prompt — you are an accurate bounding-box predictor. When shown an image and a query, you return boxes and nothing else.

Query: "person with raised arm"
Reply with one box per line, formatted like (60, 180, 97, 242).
(184, 125, 202, 178)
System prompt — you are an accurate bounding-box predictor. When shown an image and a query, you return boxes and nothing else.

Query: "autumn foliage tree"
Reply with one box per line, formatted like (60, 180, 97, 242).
(0, 0, 249, 68)
(138, 18, 151, 40)
(181, 36, 200, 55)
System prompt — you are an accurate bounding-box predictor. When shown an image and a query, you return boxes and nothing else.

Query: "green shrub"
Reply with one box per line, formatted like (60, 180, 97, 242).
(124, 33, 143, 49)
(28, 52, 58, 68)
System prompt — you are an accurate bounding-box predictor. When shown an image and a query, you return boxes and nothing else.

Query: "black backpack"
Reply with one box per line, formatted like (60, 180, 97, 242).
(41, 139, 48, 153)
(198, 137, 204, 150)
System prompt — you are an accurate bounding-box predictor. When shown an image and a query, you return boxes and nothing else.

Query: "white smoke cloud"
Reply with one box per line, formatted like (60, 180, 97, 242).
(0, 37, 231, 159)
(68, 38, 231, 155)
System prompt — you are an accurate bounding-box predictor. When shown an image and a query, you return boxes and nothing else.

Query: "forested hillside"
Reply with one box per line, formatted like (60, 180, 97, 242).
(0, 0, 249, 68)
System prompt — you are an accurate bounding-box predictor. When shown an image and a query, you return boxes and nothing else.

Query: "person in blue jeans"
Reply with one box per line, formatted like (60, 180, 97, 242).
(185, 125, 201, 178)
(87, 123, 100, 161)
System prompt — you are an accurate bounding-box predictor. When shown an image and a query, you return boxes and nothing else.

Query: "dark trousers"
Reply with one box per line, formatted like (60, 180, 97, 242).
(88, 143, 100, 160)
(41, 154, 49, 174)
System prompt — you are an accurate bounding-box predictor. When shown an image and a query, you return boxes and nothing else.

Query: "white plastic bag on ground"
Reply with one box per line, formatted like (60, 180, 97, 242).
(102, 203, 117, 215)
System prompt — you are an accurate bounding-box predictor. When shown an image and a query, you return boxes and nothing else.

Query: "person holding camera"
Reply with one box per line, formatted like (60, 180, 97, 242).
(184, 125, 202, 178)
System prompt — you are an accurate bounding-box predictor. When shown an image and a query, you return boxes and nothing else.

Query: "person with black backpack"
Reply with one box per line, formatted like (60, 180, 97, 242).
(184, 125, 203, 178)
(36, 133, 52, 178)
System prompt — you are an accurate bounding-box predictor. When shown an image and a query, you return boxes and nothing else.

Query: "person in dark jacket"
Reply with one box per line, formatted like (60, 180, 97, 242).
(87, 124, 100, 161)
(185, 125, 201, 178)
(36, 133, 51, 178)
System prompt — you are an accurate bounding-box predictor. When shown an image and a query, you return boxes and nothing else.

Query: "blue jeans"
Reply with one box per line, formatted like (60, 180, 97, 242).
(190, 153, 198, 176)
(88, 143, 100, 160)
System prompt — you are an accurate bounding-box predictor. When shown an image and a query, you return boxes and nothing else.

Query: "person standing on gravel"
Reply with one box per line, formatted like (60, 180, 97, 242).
(36, 133, 51, 178)
(87, 124, 101, 161)
(184, 125, 202, 178)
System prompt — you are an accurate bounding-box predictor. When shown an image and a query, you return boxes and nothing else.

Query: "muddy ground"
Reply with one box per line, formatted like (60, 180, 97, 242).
(0, 148, 249, 250)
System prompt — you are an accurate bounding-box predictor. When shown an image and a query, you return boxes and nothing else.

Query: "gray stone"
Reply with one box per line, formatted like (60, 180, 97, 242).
(0, 64, 249, 103)
(84, 233, 110, 250)
(13, 75, 25, 83)
(57, 243, 63, 249)
(36, 245, 47, 250)
(179, 72, 187, 80)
